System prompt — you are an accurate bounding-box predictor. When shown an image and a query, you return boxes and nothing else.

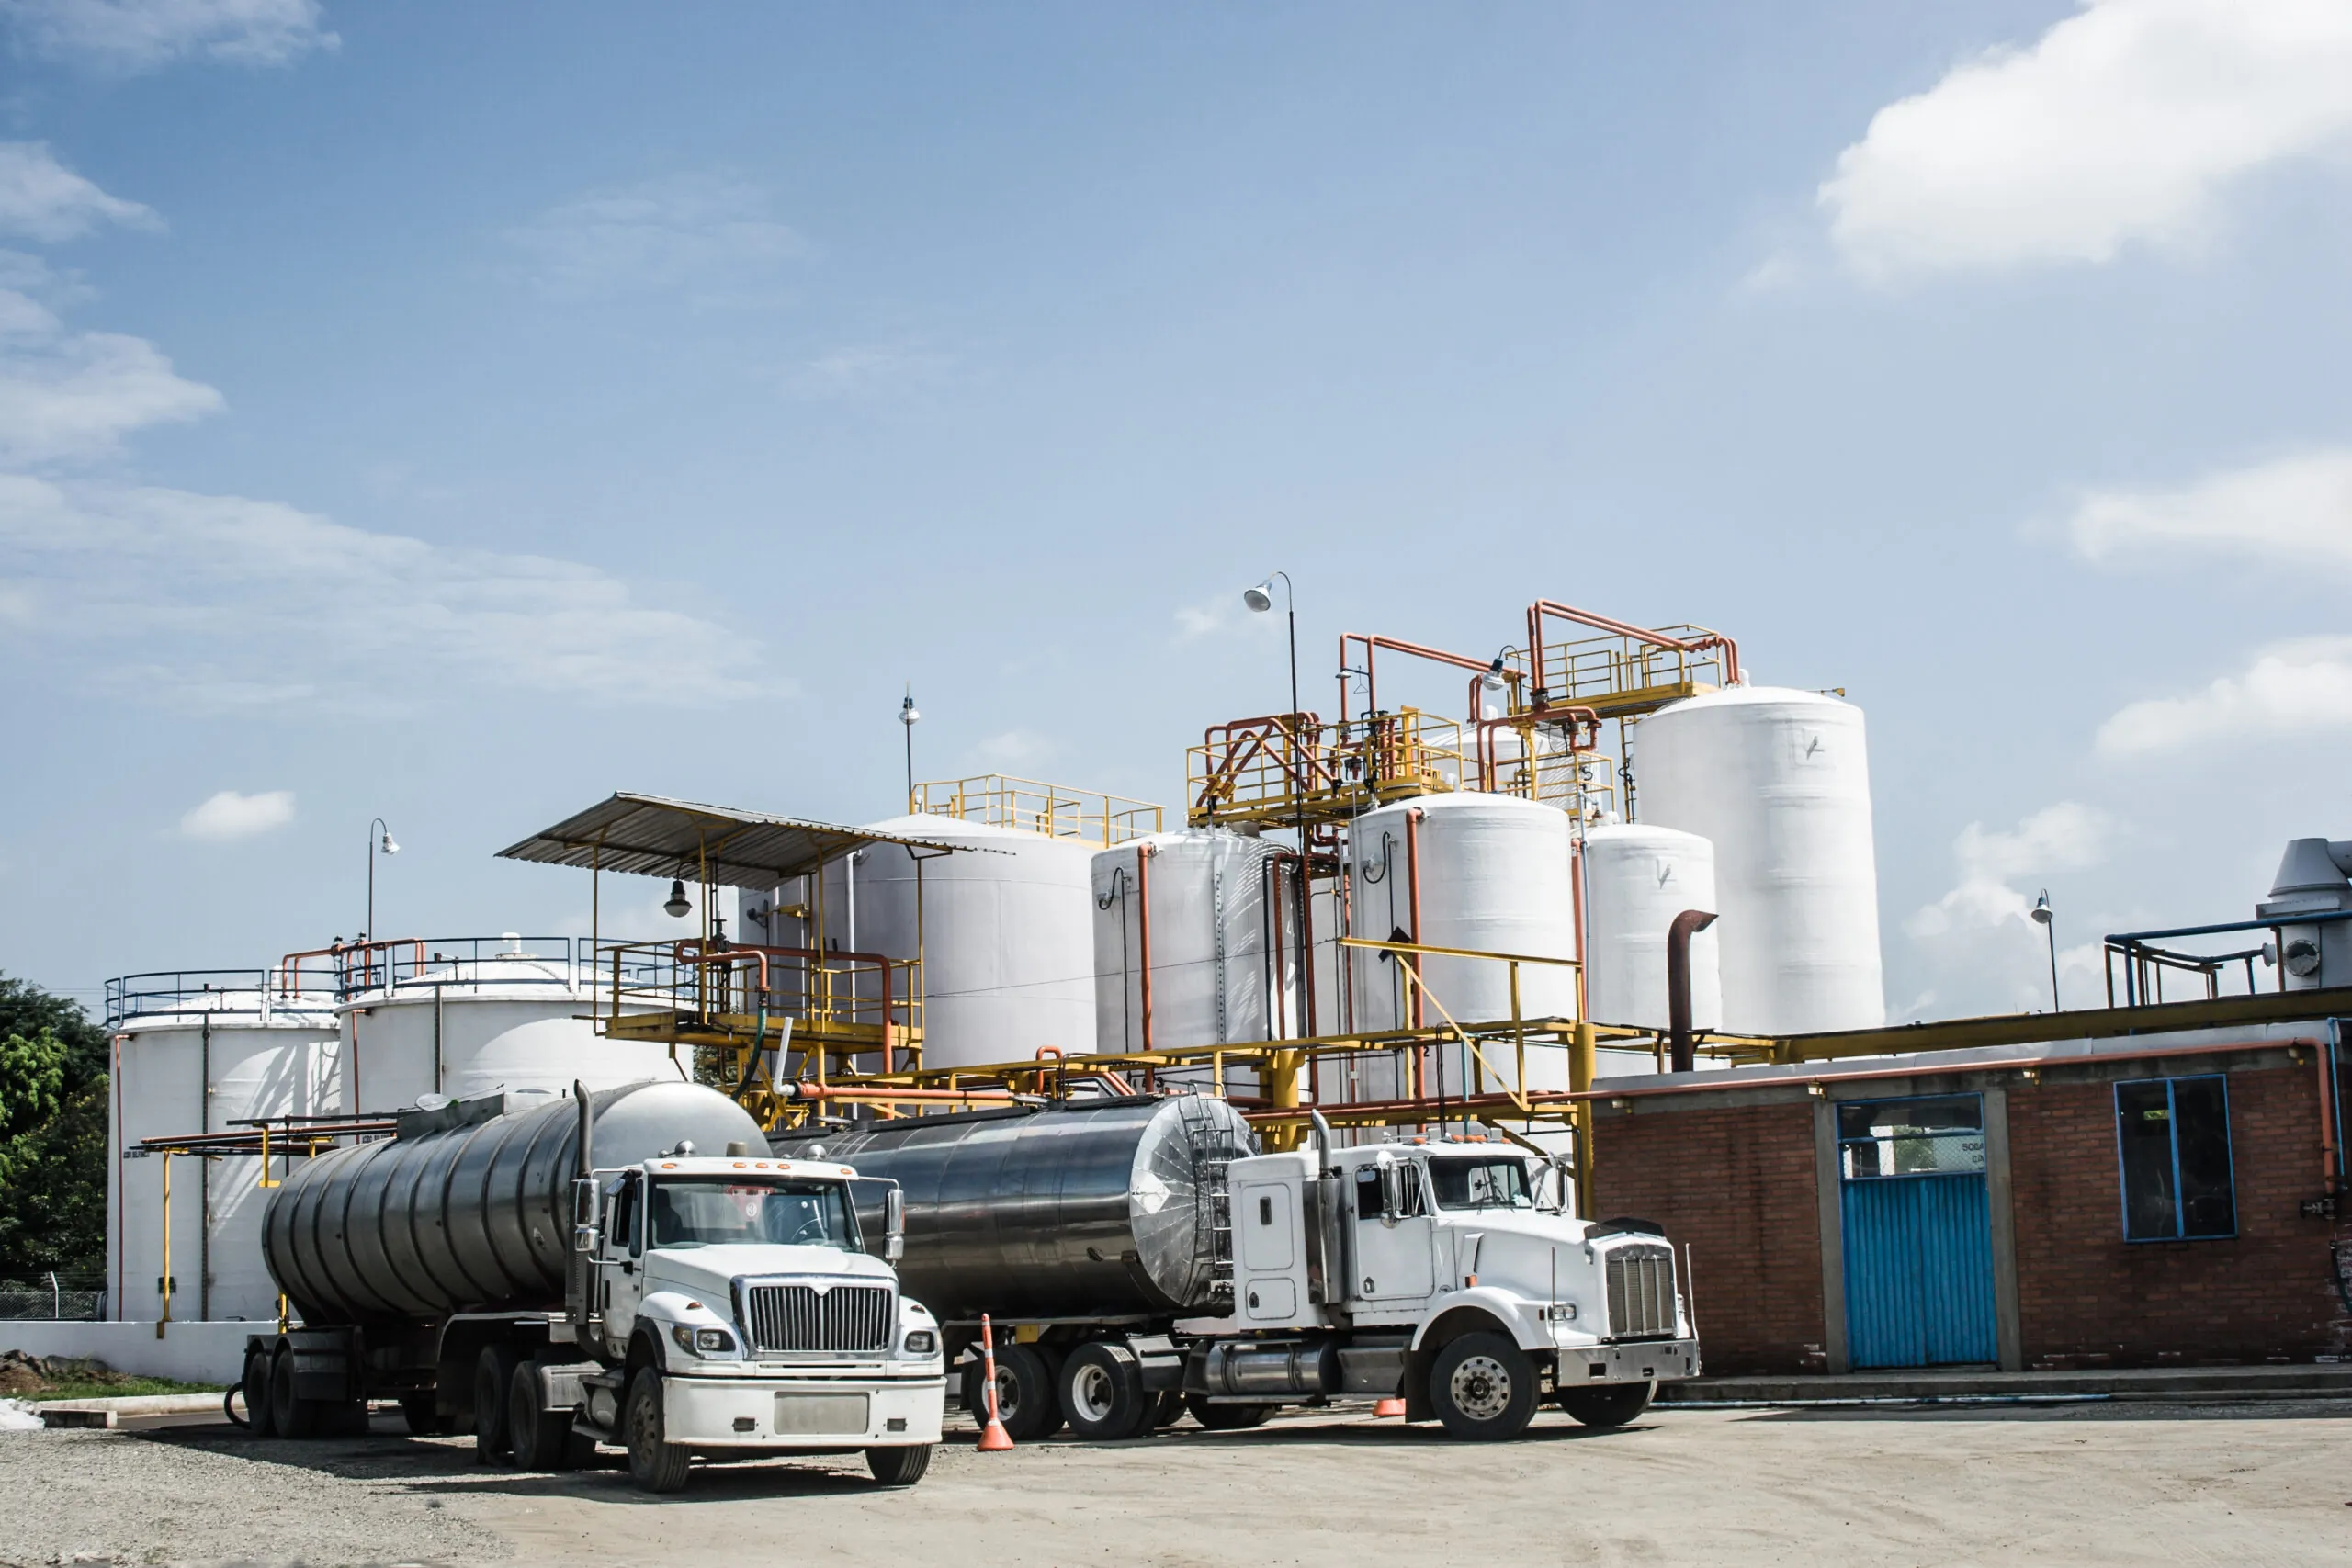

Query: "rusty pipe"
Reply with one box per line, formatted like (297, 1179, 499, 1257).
(1136, 841, 1158, 1053)
(1667, 909, 1717, 1073)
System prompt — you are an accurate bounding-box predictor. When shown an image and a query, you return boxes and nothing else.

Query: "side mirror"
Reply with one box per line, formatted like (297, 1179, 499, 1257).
(1546, 1155, 1574, 1213)
(1378, 1156, 1404, 1224)
(883, 1185, 906, 1263)
(571, 1179, 600, 1252)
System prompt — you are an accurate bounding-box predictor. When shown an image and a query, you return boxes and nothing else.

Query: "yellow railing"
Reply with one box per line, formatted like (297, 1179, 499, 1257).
(1531, 624, 1730, 720)
(910, 773, 1161, 846)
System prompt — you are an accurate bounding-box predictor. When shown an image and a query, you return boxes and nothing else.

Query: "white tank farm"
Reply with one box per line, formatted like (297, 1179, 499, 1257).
(1344, 793, 1578, 1098)
(821, 815, 1097, 1068)
(107, 982, 337, 1323)
(1634, 686, 1884, 1035)
(1581, 823, 1721, 1032)
(1091, 829, 1302, 1055)
(335, 938, 679, 1118)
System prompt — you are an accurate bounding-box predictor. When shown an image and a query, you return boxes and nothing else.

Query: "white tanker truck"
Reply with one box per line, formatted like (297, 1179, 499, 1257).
(780, 1095, 1698, 1441)
(241, 1080, 945, 1492)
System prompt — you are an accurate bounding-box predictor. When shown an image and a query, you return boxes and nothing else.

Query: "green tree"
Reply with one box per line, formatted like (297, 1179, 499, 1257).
(0, 976, 110, 1280)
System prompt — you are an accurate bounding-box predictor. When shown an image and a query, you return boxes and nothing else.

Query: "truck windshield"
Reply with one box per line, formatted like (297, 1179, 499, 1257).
(1427, 1158, 1533, 1211)
(650, 1179, 857, 1251)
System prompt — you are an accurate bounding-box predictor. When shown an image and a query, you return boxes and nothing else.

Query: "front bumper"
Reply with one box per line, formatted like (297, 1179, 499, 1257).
(661, 1373, 946, 1450)
(1555, 1338, 1700, 1386)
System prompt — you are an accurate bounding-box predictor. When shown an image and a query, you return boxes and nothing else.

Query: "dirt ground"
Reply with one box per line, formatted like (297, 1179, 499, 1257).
(3, 1398, 2347, 1567)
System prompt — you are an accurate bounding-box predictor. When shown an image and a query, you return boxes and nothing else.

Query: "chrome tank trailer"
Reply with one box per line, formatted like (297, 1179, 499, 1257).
(776, 1096, 1255, 1321)
(261, 1079, 763, 1325)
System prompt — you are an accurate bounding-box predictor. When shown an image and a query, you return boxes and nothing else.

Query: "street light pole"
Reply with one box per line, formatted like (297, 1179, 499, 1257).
(1245, 571, 1309, 1032)
(900, 687, 922, 807)
(2031, 890, 2059, 1010)
(367, 818, 399, 942)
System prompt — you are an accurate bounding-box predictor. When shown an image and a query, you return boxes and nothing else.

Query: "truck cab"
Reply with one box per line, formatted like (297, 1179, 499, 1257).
(569, 1150, 947, 1490)
(1176, 1137, 1699, 1439)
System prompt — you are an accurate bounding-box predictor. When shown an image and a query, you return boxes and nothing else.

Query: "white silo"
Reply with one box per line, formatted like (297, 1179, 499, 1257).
(334, 937, 680, 1117)
(1345, 793, 1578, 1095)
(829, 816, 1098, 1067)
(1634, 686, 1884, 1035)
(107, 979, 338, 1323)
(1582, 823, 1721, 1031)
(1091, 829, 1301, 1054)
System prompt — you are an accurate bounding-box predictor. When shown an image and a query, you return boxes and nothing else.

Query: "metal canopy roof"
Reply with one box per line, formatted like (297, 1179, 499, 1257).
(495, 792, 977, 890)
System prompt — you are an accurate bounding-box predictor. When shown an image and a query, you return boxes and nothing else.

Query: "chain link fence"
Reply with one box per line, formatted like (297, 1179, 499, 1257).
(0, 1275, 107, 1321)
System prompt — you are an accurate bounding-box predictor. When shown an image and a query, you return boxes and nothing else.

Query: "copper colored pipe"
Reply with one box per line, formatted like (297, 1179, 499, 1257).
(1340, 632, 1501, 725)
(1524, 598, 1743, 699)
(1667, 909, 1717, 1073)
(1136, 842, 1157, 1054)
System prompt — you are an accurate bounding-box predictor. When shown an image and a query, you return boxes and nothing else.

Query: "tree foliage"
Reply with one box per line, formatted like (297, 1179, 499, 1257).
(0, 976, 109, 1279)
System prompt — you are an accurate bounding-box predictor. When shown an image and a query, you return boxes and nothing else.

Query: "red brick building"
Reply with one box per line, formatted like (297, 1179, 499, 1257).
(1589, 1014, 2351, 1375)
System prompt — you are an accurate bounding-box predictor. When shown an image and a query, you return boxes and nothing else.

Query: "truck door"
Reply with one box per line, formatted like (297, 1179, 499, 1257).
(602, 1172, 646, 1347)
(1238, 1179, 1302, 1320)
(1351, 1160, 1436, 1303)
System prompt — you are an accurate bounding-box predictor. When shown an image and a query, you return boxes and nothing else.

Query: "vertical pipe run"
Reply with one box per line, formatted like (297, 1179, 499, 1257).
(198, 1016, 210, 1322)
(1666, 909, 1718, 1073)
(1136, 843, 1158, 1053)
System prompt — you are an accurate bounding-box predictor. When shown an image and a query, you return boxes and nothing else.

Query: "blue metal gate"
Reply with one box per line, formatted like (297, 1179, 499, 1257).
(1838, 1094, 1998, 1369)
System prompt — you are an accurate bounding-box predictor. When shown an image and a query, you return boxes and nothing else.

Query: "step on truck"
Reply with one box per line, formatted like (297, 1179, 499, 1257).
(779, 1094, 1697, 1442)
(240, 1079, 946, 1492)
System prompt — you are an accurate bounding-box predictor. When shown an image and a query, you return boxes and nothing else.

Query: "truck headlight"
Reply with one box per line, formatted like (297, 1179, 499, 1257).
(673, 1325, 738, 1355)
(903, 1330, 937, 1355)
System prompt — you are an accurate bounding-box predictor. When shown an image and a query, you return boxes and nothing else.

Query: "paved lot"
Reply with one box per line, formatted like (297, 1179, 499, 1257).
(4, 1399, 2347, 1567)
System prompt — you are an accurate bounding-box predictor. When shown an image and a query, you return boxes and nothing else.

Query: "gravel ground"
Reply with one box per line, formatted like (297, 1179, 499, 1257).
(1, 1399, 2347, 1567)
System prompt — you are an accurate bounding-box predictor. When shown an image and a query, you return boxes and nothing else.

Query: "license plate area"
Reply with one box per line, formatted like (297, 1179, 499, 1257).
(774, 1393, 871, 1435)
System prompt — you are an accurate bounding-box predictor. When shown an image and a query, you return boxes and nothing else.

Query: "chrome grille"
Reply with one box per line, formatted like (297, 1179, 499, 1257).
(1603, 1244, 1678, 1340)
(743, 1282, 893, 1354)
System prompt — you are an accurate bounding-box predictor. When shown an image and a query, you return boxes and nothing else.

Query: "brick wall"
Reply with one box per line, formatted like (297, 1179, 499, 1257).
(1591, 1100, 1825, 1375)
(2007, 1063, 2349, 1366)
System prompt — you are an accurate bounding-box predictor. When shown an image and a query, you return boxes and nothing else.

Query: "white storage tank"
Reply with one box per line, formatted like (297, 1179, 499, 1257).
(824, 815, 1098, 1067)
(1634, 686, 1884, 1035)
(107, 978, 338, 1323)
(334, 937, 679, 1117)
(1345, 793, 1578, 1095)
(1582, 823, 1721, 1031)
(1091, 829, 1301, 1054)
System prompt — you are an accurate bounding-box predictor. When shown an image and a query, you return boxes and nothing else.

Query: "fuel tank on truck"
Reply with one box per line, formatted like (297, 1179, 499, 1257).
(261, 1079, 765, 1326)
(773, 1096, 1256, 1321)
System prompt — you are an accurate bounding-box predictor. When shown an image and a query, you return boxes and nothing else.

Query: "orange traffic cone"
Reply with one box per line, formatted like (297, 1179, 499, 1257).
(1374, 1397, 1408, 1417)
(976, 1314, 1014, 1451)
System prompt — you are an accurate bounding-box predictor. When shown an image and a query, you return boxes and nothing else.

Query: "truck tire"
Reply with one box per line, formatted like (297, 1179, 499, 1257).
(865, 1443, 933, 1486)
(1149, 1388, 1184, 1430)
(964, 1343, 1062, 1441)
(508, 1363, 587, 1471)
(624, 1369, 692, 1494)
(1557, 1381, 1654, 1428)
(243, 1348, 277, 1438)
(1429, 1332, 1537, 1441)
(1058, 1341, 1148, 1440)
(269, 1345, 318, 1438)
(401, 1393, 447, 1437)
(473, 1344, 521, 1465)
(1183, 1394, 1273, 1431)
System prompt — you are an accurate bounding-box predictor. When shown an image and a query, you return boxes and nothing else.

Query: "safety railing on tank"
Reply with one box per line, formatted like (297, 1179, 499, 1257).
(910, 773, 1162, 846)
(1524, 617, 1736, 721)
(1188, 708, 1611, 829)
(590, 938, 923, 1064)
(273, 935, 663, 1005)
(105, 968, 337, 1029)
(2103, 910, 2352, 1007)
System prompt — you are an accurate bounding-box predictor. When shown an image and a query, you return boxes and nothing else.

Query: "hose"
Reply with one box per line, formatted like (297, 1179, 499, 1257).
(222, 1384, 249, 1428)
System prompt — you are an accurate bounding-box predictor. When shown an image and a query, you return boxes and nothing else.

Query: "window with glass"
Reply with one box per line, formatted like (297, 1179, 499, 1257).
(1837, 1095, 1986, 1179)
(2115, 1077, 2236, 1242)
(649, 1179, 860, 1251)
(1426, 1157, 1535, 1211)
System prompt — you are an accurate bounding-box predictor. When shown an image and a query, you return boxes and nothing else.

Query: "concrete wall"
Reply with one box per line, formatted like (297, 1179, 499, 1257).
(0, 1321, 252, 1384)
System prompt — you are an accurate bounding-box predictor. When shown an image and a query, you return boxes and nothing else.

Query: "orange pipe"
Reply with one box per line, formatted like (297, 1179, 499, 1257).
(1339, 632, 1499, 726)
(1523, 598, 1742, 702)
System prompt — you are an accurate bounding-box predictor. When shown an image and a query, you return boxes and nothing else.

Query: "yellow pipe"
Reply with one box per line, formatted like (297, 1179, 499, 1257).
(155, 1153, 172, 1338)
(1571, 1019, 1598, 1219)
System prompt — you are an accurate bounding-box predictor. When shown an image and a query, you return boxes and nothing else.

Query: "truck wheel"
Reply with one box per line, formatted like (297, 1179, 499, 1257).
(624, 1370, 692, 1494)
(1059, 1342, 1148, 1440)
(1149, 1389, 1184, 1430)
(401, 1393, 447, 1437)
(965, 1344, 1062, 1441)
(508, 1363, 583, 1471)
(473, 1344, 520, 1466)
(1183, 1394, 1273, 1431)
(1557, 1381, 1654, 1428)
(865, 1443, 933, 1486)
(269, 1346, 318, 1438)
(243, 1348, 277, 1438)
(1429, 1332, 1537, 1441)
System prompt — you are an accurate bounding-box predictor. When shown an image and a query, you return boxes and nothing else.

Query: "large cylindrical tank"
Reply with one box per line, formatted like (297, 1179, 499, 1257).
(1634, 686, 1884, 1035)
(1582, 824, 1721, 1031)
(1091, 829, 1299, 1054)
(775, 1097, 1256, 1320)
(263, 1080, 764, 1326)
(820, 816, 1097, 1067)
(1345, 794, 1577, 1093)
(335, 939, 677, 1117)
(107, 984, 339, 1323)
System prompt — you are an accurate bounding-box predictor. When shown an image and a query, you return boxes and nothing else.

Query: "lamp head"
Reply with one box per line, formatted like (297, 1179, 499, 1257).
(900, 694, 920, 727)
(1481, 649, 1511, 694)
(663, 879, 693, 919)
(379, 830, 399, 855)
(2030, 891, 2053, 926)
(1243, 578, 1275, 613)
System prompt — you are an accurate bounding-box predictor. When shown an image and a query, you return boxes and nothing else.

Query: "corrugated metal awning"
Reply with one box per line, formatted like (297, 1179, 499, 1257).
(495, 792, 976, 890)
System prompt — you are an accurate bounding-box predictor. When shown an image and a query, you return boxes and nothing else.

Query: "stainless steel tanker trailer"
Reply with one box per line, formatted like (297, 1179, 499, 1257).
(777, 1094, 1700, 1442)
(243, 1079, 946, 1492)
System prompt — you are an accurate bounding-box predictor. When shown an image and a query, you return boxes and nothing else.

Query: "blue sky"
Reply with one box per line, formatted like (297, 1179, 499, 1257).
(4, 0, 2350, 1021)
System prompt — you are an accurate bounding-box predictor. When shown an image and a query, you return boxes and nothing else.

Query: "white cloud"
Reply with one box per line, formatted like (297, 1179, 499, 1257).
(1, 0, 336, 71)
(2066, 448, 2352, 571)
(179, 787, 293, 840)
(0, 475, 762, 709)
(2097, 636, 2352, 756)
(0, 143, 157, 242)
(1820, 0, 2352, 279)
(508, 174, 803, 298)
(1895, 802, 2117, 1020)
(0, 284, 223, 462)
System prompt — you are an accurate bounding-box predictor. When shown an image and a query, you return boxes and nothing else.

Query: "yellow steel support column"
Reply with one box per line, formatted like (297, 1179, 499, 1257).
(155, 1153, 172, 1338)
(1264, 1049, 1303, 1151)
(1571, 1019, 1597, 1220)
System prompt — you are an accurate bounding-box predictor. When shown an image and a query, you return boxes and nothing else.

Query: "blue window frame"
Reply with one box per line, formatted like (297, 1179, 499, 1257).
(2114, 1076, 2236, 1242)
